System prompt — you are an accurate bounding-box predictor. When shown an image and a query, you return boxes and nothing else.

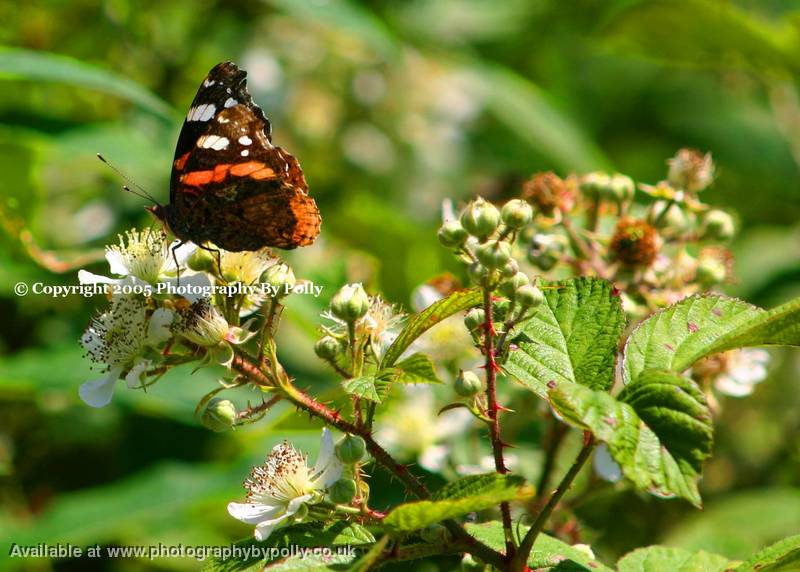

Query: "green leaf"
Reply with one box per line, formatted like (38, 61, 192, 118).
(663, 488, 800, 559)
(548, 369, 712, 507)
(392, 353, 443, 384)
(204, 522, 373, 572)
(341, 375, 388, 403)
(347, 536, 390, 572)
(505, 277, 626, 398)
(466, 521, 613, 571)
(617, 546, 730, 572)
(384, 474, 533, 532)
(262, 553, 357, 570)
(736, 534, 800, 572)
(623, 294, 800, 385)
(381, 288, 482, 368)
(0, 48, 176, 121)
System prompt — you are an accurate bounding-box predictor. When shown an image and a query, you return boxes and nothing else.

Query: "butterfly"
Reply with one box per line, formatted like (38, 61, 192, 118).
(148, 62, 321, 254)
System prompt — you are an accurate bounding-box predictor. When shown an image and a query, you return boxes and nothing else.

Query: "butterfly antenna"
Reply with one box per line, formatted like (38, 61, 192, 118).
(96, 153, 161, 205)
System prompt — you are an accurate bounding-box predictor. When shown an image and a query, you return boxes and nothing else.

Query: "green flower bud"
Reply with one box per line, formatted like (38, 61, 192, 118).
(455, 370, 483, 397)
(460, 197, 501, 238)
(262, 263, 296, 297)
(515, 284, 544, 309)
(501, 199, 533, 229)
(500, 258, 519, 278)
(437, 220, 469, 248)
(702, 210, 735, 241)
(468, 261, 490, 284)
(696, 256, 727, 286)
(498, 271, 530, 298)
(580, 172, 611, 199)
(314, 336, 341, 360)
(609, 174, 635, 204)
(201, 398, 237, 432)
(528, 233, 565, 271)
(331, 283, 370, 322)
(464, 308, 485, 332)
(335, 434, 367, 464)
(475, 240, 512, 269)
(187, 248, 216, 272)
(327, 478, 357, 504)
(493, 299, 511, 322)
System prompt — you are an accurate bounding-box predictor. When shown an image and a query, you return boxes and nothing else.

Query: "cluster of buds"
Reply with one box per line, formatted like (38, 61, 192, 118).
(492, 149, 739, 317)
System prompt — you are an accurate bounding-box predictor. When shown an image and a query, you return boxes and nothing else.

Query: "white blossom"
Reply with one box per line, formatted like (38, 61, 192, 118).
(714, 349, 770, 397)
(79, 297, 173, 408)
(228, 428, 343, 541)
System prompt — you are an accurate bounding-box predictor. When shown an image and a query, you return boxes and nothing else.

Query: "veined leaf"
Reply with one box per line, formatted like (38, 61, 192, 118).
(204, 522, 373, 571)
(505, 277, 625, 398)
(617, 546, 730, 572)
(466, 521, 613, 571)
(392, 353, 442, 384)
(381, 288, 482, 368)
(735, 534, 800, 572)
(548, 369, 712, 507)
(623, 294, 800, 385)
(0, 48, 176, 121)
(384, 474, 532, 532)
(341, 375, 388, 403)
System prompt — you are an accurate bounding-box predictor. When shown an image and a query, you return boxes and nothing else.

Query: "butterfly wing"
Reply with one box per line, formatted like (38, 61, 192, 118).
(167, 62, 320, 251)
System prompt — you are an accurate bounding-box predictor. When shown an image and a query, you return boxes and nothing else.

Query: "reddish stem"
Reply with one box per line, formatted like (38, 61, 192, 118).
(483, 287, 516, 560)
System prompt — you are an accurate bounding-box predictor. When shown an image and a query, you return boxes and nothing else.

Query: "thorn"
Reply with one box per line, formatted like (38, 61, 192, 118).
(496, 404, 514, 413)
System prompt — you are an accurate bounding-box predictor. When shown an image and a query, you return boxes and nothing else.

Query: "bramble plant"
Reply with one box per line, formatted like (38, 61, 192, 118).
(77, 149, 800, 571)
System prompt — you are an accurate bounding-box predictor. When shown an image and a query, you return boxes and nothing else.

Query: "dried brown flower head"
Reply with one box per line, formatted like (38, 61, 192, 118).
(610, 218, 661, 267)
(667, 148, 714, 192)
(521, 171, 575, 215)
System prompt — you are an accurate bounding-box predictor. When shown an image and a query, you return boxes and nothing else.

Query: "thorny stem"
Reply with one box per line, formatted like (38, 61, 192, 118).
(482, 286, 516, 560)
(229, 350, 506, 569)
(512, 433, 596, 571)
(236, 394, 282, 422)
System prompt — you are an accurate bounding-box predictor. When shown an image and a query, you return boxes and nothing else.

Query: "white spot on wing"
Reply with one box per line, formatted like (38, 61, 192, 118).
(224, 97, 238, 108)
(197, 135, 229, 150)
(238, 135, 252, 145)
(241, 150, 249, 156)
(203, 78, 215, 87)
(187, 103, 216, 122)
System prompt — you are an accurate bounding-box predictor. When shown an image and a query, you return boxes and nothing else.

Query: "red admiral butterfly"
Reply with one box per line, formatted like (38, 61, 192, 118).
(148, 62, 321, 252)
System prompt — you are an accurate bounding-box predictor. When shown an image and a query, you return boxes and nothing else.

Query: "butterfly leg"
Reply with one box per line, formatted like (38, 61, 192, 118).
(170, 241, 185, 285)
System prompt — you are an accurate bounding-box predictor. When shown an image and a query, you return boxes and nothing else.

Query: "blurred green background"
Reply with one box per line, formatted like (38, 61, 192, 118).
(1, 0, 799, 570)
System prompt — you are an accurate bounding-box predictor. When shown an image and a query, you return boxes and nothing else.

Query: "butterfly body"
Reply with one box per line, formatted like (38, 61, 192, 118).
(150, 62, 320, 251)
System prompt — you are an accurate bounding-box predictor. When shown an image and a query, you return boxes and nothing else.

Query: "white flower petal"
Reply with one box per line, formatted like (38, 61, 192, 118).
(227, 502, 284, 525)
(715, 375, 755, 397)
(312, 428, 344, 487)
(79, 369, 121, 408)
(147, 309, 174, 344)
(411, 284, 442, 313)
(125, 360, 151, 388)
(285, 494, 313, 515)
(254, 513, 291, 542)
(159, 272, 212, 302)
(78, 269, 121, 285)
(162, 240, 198, 272)
(105, 249, 130, 276)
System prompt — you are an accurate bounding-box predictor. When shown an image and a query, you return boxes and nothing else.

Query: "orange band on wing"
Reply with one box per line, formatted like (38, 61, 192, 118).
(213, 163, 232, 182)
(250, 167, 276, 180)
(174, 152, 190, 171)
(181, 170, 214, 186)
(230, 161, 266, 176)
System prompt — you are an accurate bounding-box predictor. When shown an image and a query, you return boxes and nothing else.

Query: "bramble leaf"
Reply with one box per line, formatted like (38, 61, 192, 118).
(393, 352, 443, 384)
(381, 288, 482, 368)
(504, 277, 625, 397)
(384, 474, 533, 532)
(623, 294, 800, 385)
(341, 375, 388, 403)
(735, 534, 800, 572)
(548, 369, 712, 507)
(616, 546, 730, 572)
(466, 521, 613, 571)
